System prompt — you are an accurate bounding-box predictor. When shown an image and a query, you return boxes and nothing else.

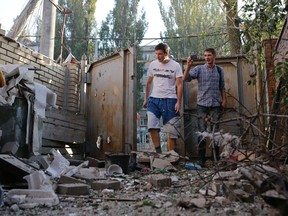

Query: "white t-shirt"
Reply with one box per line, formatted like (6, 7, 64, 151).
(147, 59, 183, 99)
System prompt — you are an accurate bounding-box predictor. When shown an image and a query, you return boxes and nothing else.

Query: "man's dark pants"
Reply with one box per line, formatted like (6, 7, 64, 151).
(197, 105, 221, 165)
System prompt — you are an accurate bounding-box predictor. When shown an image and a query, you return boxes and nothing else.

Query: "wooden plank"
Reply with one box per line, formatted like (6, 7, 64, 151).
(42, 139, 83, 148)
(41, 139, 84, 157)
(42, 124, 86, 143)
(40, 146, 83, 155)
(40, 147, 84, 160)
(43, 118, 86, 131)
(45, 109, 87, 127)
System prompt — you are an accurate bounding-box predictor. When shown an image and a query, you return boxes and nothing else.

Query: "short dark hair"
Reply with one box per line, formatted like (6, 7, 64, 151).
(205, 48, 216, 55)
(155, 43, 169, 54)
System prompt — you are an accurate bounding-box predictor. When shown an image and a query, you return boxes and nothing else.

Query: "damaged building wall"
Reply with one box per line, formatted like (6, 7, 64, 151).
(0, 27, 86, 158)
(0, 28, 80, 111)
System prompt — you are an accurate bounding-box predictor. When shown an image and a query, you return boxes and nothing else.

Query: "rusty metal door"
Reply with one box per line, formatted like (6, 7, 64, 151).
(86, 47, 136, 159)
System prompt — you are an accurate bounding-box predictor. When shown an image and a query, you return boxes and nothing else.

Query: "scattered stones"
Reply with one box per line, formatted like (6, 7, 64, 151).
(0, 151, 286, 215)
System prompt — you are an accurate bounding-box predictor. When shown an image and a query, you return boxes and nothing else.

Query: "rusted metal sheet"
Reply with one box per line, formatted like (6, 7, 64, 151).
(86, 47, 136, 159)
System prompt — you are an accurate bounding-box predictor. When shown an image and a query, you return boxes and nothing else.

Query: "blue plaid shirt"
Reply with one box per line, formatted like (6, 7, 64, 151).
(187, 64, 225, 107)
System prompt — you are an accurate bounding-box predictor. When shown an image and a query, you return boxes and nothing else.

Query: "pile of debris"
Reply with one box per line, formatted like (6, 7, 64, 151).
(0, 148, 287, 215)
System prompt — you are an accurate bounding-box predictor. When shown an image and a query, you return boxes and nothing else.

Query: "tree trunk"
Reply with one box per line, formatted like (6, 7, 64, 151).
(221, 0, 242, 54)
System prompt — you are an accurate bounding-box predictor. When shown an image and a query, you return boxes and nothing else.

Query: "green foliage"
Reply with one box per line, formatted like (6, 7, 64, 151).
(142, 198, 154, 206)
(240, 0, 286, 54)
(54, 0, 97, 61)
(157, 0, 228, 58)
(240, 0, 287, 103)
(97, 0, 148, 54)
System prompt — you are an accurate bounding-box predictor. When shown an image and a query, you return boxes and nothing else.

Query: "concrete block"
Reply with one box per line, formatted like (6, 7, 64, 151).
(73, 167, 105, 181)
(0, 29, 5, 36)
(57, 183, 90, 195)
(1, 141, 19, 154)
(6, 189, 59, 207)
(152, 158, 173, 170)
(190, 198, 206, 208)
(147, 174, 172, 188)
(91, 180, 121, 191)
(23, 170, 53, 190)
(29, 155, 50, 169)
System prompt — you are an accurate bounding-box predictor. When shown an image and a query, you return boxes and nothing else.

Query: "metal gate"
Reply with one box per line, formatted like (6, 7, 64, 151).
(85, 47, 137, 159)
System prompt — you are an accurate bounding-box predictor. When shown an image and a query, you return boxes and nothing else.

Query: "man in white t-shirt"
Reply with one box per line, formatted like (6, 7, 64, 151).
(143, 43, 183, 153)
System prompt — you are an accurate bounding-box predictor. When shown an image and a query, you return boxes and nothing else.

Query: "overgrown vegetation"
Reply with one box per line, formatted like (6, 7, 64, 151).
(54, 0, 97, 62)
(158, 0, 228, 58)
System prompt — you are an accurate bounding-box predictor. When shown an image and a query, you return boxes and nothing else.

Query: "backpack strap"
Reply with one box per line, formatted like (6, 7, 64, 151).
(215, 65, 223, 90)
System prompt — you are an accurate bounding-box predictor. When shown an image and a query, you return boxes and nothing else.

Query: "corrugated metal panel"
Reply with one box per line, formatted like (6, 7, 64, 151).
(86, 48, 136, 159)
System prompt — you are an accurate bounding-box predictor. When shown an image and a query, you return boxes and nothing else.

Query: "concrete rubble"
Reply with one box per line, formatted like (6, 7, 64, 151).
(0, 149, 287, 215)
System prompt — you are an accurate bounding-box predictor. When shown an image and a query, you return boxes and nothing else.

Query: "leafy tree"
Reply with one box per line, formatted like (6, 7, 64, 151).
(238, 0, 287, 146)
(97, 0, 148, 111)
(98, 0, 147, 53)
(239, 0, 286, 109)
(54, 0, 97, 62)
(157, 0, 227, 58)
(240, 0, 286, 56)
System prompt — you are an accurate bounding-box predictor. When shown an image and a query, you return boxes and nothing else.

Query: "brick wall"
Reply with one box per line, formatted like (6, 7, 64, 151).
(0, 28, 80, 112)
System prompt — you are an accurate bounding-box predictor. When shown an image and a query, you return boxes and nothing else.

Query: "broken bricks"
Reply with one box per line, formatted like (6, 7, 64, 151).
(147, 174, 172, 188)
(91, 180, 121, 191)
(57, 183, 90, 196)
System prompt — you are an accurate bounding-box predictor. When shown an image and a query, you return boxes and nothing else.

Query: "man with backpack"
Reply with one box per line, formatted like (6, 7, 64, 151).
(183, 48, 227, 167)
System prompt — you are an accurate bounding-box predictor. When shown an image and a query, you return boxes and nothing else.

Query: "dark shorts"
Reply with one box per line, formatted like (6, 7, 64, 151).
(147, 97, 181, 138)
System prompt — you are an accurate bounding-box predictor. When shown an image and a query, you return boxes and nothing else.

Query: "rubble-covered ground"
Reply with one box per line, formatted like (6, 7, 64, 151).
(0, 156, 286, 216)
